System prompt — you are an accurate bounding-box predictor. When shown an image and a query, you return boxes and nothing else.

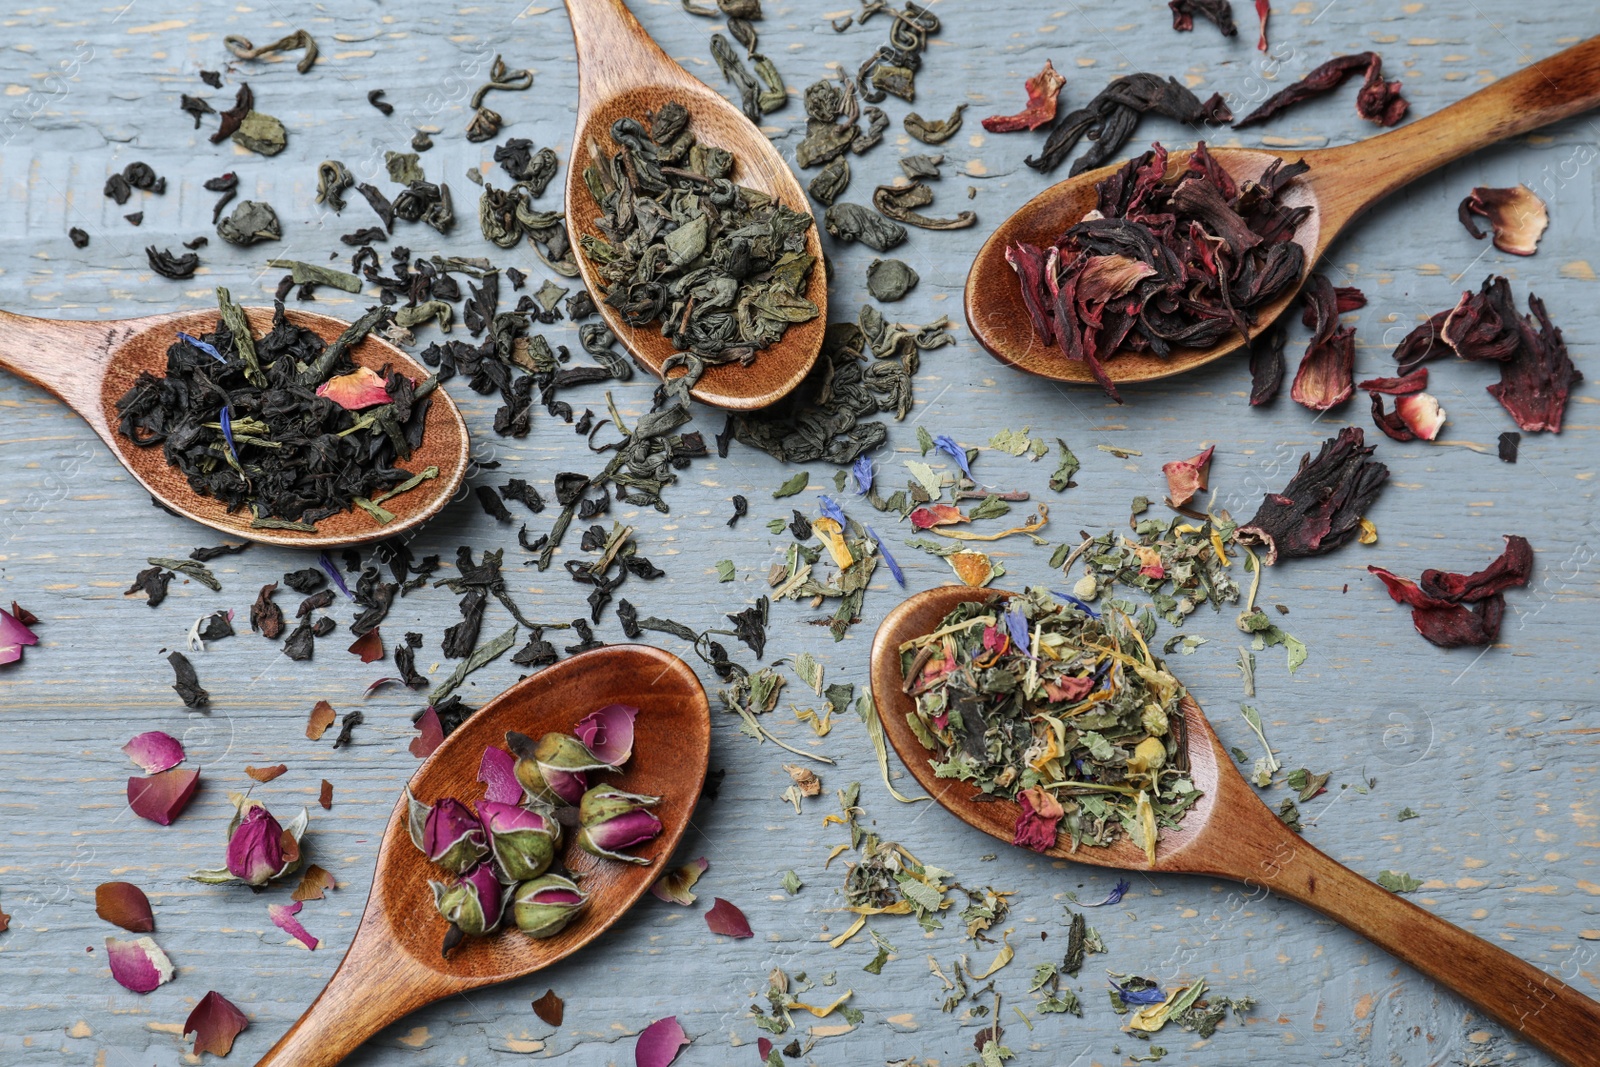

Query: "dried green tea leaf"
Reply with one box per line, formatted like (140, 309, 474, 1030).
(865, 258, 919, 302)
(873, 181, 976, 230)
(773, 471, 809, 499)
(1376, 869, 1422, 894)
(967, 495, 1011, 522)
(217, 200, 281, 245)
(781, 870, 802, 894)
(824, 202, 907, 252)
(231, 111, 287, 156)
(1048, 439, 1080, 491)
(904, 104, 967, 144)
(808, 157, 850, 206)
(266, 260, 362, 293)
(716, 560, 736, 583)
(1397, 807, 1419, 822)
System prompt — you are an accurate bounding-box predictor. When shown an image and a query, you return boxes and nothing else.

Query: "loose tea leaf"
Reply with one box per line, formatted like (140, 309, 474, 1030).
(217, 201, 281, 245)
(1169, 0, 1237, 36)
(866, 258, 919, 301)
(167, 651, 210, 709)
(903, 104, 966, 144)
(824, 202, 907, 251)
(225, 29, 318, 74)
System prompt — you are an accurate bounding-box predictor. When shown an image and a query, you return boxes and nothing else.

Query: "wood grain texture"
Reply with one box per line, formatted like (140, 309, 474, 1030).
(965, 34, 1600, 387)
(562, 0, 827, 410)
(870, 586, 1600, 1066)
(0, 1, 1595, 1066)
(0, 306, 469, 548)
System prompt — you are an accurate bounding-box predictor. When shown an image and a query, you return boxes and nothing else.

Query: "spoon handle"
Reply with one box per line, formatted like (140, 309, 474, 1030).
(0, 309, 116, 430)
(564, 0, 680, 117)
(1227, 824, 1600, 1065)
(1314, 35, 1600, 225)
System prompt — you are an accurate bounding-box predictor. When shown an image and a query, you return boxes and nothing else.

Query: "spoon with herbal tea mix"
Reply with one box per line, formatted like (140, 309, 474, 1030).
(0, 302, 467, 548)
(966, 34, 1600, 393)
(562, 0, 828, 410)
(868, 586, 1600, 1065)
(253, 644, 710, 1067)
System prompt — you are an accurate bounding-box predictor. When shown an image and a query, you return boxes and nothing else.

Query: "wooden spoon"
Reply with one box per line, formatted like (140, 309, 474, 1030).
(0, 306, 467, 548)
(254, 643, 710, 1066)
(562, 0, 827, 410)
(965, 35, 1600, 389)
(869, 586, 1600, 1065)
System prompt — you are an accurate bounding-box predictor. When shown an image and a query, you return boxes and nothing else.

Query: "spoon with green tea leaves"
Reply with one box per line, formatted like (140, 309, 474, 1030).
(965, 34, 1600, 394)
(561, 0, 828, 410)
(0, 297, 467, 548)
(869, 586, 1600, 1065)
(252, 644, 710, 1066)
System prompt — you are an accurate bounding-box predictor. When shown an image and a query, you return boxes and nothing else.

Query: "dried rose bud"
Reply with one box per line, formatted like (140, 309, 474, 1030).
(576, 786, 662, 864)
(478, 801, 561, 882)
(188, 799, 308, 887)
(405, 790, 488, 874)
(510, 873, 588, 938)
(505, 730, 612, 806)
(430, 862, 504, 938)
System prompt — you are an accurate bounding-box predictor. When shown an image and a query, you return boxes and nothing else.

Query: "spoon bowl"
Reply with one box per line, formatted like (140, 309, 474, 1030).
(965, 35, 1600, 390)
(870, 585, 1600, 1066)
(562, 0, 827, 410)
(255, 643, 711, 1067)
(0, 305, 467, 548)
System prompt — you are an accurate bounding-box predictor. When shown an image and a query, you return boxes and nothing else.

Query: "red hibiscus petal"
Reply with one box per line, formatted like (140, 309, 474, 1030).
(185, 990, 250, 1057)
(127, 767, 200, 825)
(704, 897, 753, 939)
(981, 59, 1066, 133)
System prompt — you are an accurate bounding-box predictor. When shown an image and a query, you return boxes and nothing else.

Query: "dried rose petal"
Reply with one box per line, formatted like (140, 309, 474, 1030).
(637, 1015, 691, 1067)
(128, 767, 200, 825)
(574, 703, 639, 767)
(1161, 445, 1214, 508)
(0, 604, 39, 666)
(1012, 786, 1064, 853)
(185, 990, 249, 1058)
(1458, 184, 1548, 256)
(315, 365, 392, 410)
(319, 780, 333, 810)
(532, 988, 564, 1027)
(292, 864, 336, 902)
(348, 628, 383, 663)
(410, 706, 445, 759)
(105, 935, 174, 993)
(1420, 534, 1533, 603)
(981, 59, 1066, 133)
(95, 882, 155, 933)
(910, 504, 966, 530)
(1393, 393, 1445, 441)
(1236, 427, 1389, 564)
(306, 699, 337, 741)
(651, 857, 709, 906)
(1359, 368, 1428, 395)
(122, 731, 185, 774)
(268, 901, 319, 950)
(246, 763, 288, 783)
(478, 745, 523, 805)
(704, 897, 753, 939)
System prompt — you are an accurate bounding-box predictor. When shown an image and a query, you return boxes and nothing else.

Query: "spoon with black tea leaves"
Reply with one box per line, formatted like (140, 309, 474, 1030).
(869, 586, 1600, 1065)
(0, 305, 467, 548)
(252, 643, 711, 1066)
(561, 0, 828, 410)
(965, 34, 1600, 390)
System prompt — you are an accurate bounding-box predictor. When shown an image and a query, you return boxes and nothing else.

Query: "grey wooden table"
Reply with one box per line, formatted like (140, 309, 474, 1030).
(0, 1, 1595, 1065)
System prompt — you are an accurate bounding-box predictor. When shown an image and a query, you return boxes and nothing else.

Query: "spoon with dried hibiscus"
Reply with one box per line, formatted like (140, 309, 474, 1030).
(966, 34, 1600, 396)
(869, 586, 1600, 1064)
(252, 644, 710, 1067)
(0, 292, 467, 548)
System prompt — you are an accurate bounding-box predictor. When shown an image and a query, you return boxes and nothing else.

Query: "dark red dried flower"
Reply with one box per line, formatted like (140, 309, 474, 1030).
(1358, 368, 1427, 395)
(1235, 52, 1407, 128)
(1290, 275, 1358, 411)
(1420, 534, 1533, 602)
(982, 59, 1067, 133)
(1169, 0, 1236, 37)
(1457, 185, 1547, 256)
(1368, 535, 1531, 648)
(1248, 320, 1287, 406)
(1236, 427, 1389, 564)
(1486, 293, 1580, 433)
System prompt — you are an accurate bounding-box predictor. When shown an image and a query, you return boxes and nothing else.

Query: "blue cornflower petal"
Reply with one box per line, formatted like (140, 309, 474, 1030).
(933, 434, 972, 478)
(179, 332, 227, 364)
(818, 494, 846, 526)
(319, 552, 354, 599)
(1082, 878, 1131, 907)
(866, 526, 906, 587)
(219, 404, 240, 464)
(1113, 981, 1168, 1006)
(852, 454, 874, 496)
(1002, 603, 1035, 659)
(1052, 591, 1101, 619)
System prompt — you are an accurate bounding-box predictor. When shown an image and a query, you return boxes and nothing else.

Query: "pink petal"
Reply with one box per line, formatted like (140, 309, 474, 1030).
(478, 746, 523, 805)
(704, 897, 753, 939)
(588, 809, 662, 852)
(128, 767, 200, 825)
(267, 901, 319, 950)
(348, 628, 383, 663)
(410, 706, 444, 759)
(95, 882, 155, 933)
(574, 703, 639, 767)
(105, 935, 174, 993)
(636, 1015, 691, 1067)
(546, 767, 589, 806)
(1161, 445, 1215, 508)
(650, 857, 709, 906)
(315, 366, 393, 410)
(122, 731, 185, 774)
(185, 990, 249, 1057)
(0, 605, 38, 665)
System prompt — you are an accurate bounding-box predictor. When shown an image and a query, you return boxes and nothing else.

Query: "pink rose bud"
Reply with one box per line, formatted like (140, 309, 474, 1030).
(226, 805, 288, 886)
(506, 730, 611, 807)
(478, 801, 561, 882)
(511, 873, 588, 937)
(576, 786, 662, 864)
(406, 791, 488, 874)
(431, 862, 504, 938)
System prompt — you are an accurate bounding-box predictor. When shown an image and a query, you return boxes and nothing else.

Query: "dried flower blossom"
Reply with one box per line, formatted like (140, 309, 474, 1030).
(1457, 184, 1548, 256)
(315, 366, 394, 410)
(1234, 52, 1407, 128)
(1290, 275, 1358, 411)
(573, 703, 639, 767)
(409, 706, 445, 759)
(190, 798, 308, 886)
(478, 801, 561, 881)
(981, 59, 1066, 132)
(105, 935, 174, 993)
(1235, 427, 1388, 564)
(432, 862, 505, 939)
(1371, 392, 1446, 442)
(1368, 535, 1532, 647)
(577, 786, 662, 863)
(704, 897, 754, 938)
(405, 791, 488, 873)
(506, 730, 611, 806)
(477, 745, 524, 805)
(636, 1016, 691, 1067)
(268, 900, 319, 950)
(0, 605, 38, 665)
(651, 857, 709, 905)
(1012, 786, 1064, 853)
(510, 873, 587, 937)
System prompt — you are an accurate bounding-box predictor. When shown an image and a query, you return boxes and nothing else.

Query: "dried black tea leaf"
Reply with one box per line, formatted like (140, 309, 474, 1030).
(200, 69, 222, 88)
(728, 494, 748, 528)
(180, 93, 215, 128)
(126, 565, 173, 607)
(1498, 431, 1520, 463)
(251, 583, 284, 638)
(367, 89, 394, 116)
(211, 83, 254, 144)
(68, 227, 89, 248)
(146, 246, 199, 280)
(316, 160, 354, 213)
(167, 651, 210, 709)
(333, 710, 364, 748)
